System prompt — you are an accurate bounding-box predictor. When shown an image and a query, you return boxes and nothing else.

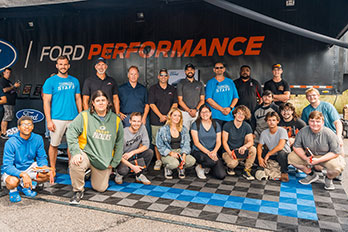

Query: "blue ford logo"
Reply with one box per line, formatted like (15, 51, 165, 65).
(0, 39, 18, 72)
(16, 109, 45, 123)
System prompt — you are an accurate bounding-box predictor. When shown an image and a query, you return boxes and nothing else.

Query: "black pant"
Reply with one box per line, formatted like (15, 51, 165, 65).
(192, 150, 226, 179)
(259, 149, 289, 173)
(117, 149, 154, 176)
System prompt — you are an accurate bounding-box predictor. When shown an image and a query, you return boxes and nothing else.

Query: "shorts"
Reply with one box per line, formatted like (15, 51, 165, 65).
(1, 162, 38, 185)
(151, 125, 162, 145)
(2, 105, 14, 122)
(288, 151, 346, 174)
(50, 119, 72, 146)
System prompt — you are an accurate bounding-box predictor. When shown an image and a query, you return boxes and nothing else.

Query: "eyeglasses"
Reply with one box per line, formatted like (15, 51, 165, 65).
(21, 123, 33, 127)
(214, 66, 224, 69)
(159, 74, 168, 77)
(201, 110, 211, 114)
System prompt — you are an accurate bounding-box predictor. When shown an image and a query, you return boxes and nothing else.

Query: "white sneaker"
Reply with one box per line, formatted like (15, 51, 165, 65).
(114, 173, 123, 184)
(164, 167, 173, 179)
(178, 168, 185, 179)
(136, 174, 151, 185)
(154, 160, 162, 171)
(195, 165, 206, 179)
(324, 176, 335, 190)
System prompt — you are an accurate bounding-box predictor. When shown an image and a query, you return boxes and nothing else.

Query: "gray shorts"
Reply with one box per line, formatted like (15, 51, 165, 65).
(2, 105, 15, 122)
(1, 162, 38, 186)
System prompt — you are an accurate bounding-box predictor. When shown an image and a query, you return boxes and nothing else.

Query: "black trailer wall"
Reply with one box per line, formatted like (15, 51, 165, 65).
(0, 0, 348, 134)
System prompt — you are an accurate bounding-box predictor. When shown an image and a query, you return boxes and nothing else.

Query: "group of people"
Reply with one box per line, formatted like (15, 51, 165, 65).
(0, 56, 345, 205)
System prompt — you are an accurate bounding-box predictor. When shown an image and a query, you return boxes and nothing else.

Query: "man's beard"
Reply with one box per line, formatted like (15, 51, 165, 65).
(240, 75, 250, 80)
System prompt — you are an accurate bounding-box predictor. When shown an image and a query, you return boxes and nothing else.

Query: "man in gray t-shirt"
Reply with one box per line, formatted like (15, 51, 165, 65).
(288, 111, 345, 190)
(115, 113, 153, 185)
(177, 63, 205, 130)
(257, 111, 290, 182)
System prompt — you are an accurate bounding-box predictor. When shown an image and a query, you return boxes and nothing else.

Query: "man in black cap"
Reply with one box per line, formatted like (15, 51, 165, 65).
(82, 57, 120, 113)
(234, 65, 262, 113)
(263, 64, 290, 106)
(177, 64, 205, 130)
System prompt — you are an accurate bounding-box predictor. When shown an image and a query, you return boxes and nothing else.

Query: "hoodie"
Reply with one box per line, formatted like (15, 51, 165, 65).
(66, 110, 124, 170)
(2, 132, 48, 177)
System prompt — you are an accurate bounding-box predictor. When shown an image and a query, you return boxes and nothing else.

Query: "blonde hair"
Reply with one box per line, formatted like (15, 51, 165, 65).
(305, 88, 320, 96)
(166, 107, 183, 132)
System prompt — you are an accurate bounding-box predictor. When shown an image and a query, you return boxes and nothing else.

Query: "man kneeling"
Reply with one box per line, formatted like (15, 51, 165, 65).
(115, 112, 153, 185)
(288, 111, 345, 190)
(1, 116, 51, 203)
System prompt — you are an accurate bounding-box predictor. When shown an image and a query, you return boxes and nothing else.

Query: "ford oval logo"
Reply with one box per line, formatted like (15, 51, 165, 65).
(0, 39, 18, 72)
(16, 109, 45, 123)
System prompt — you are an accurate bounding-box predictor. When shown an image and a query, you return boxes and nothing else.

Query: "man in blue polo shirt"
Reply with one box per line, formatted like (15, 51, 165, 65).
(118, 66, 149, 128)
(206, 62, 239, 128)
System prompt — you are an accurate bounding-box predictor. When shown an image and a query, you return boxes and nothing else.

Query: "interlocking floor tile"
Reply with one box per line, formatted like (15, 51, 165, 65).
(50, 169, 348, 231)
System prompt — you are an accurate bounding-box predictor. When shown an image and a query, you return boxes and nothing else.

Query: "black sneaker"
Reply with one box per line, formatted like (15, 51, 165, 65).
(70, 191, 84, 205)
(242, 169, 255, 181)
(1, 134, 9, 140)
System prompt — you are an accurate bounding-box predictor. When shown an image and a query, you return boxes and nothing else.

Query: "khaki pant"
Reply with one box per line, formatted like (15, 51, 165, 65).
(288, 151, 346, 174)
(222, 146, 257, 170)
(161, 150, 196, 170)
(181, 110, 198, 131)
(69, 151, 111, 192)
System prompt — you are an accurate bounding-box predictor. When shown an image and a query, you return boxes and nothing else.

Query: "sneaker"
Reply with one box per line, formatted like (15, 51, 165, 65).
(195, 165, 206, 180)
(1, 134, 9, 140)
(324, 176, 335, 190)
(242, 169, 255, 181)
(299, 173, 319, 185)
(334, 173, 343, 181)
(70, 191, 84, 205)
(114, 173, 123, 184)
(18, 185, 37, 198)
(154, 160, 162, 171)
(136, 174, 151, 185)
(178, 168, 185, 179)
(227, 168, 235, 176)
(281, 173, 289, 182)
(164, 167, 173, 179)
(9, 190, 21, 203)
(84, 169, 91, 181)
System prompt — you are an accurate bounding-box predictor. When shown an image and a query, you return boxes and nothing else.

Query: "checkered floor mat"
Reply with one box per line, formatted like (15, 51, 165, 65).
(42, 168, 348, 231)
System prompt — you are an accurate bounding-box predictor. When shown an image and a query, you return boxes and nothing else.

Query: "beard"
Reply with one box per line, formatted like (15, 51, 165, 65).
(240, 75, 250, 80)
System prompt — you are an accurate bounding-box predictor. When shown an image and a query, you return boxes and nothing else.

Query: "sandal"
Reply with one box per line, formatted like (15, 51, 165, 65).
(9, 191, 21, 203)
(18, 186, 37, 198)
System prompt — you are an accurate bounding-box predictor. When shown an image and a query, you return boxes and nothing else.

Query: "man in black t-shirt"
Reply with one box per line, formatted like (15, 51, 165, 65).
(222, 105, 256, 180)
(234, 65, 262, 113)
(0, 67, 21, 139)
(82, 57, 120, 113)
(279, 102, 306, 147)
(263, 64, 290, 106)
(148, 68, 178, 170)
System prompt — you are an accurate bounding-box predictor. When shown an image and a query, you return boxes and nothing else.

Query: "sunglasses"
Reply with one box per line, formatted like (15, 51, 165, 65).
(160, 74, 168, 77)
(214, 66, 224, 69)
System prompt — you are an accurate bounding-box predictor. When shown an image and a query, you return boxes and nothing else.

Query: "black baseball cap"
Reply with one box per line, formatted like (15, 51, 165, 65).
(185, 63, 195, 70)
(272, 64, 282, 70)
(95, 57, 107, 65)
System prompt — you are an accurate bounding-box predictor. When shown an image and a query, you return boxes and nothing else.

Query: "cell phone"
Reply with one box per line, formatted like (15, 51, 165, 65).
(232, 149, 249, 159)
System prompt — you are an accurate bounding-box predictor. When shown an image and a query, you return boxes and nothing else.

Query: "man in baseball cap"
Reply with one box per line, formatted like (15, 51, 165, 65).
(263, 63, 290, 106)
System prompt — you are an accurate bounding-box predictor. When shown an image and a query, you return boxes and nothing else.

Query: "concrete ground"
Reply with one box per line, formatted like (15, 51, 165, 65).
(1, 140, 348, 232)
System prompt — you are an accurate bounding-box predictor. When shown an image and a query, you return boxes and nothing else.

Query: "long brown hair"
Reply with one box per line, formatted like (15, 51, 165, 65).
(89, 90, 112, 114)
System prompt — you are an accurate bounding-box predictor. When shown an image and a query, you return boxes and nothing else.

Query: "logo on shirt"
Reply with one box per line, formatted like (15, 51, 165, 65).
(216, 84, 230, 93)
(58, 82, 75, 91)
(107, 82, 112, 86)
(93, 126, 111, 140)
(0, 39, 18, 72)
(16, 109, 45, 123)
(125, 135, 142, 147)
(278, 85, 284, 91)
